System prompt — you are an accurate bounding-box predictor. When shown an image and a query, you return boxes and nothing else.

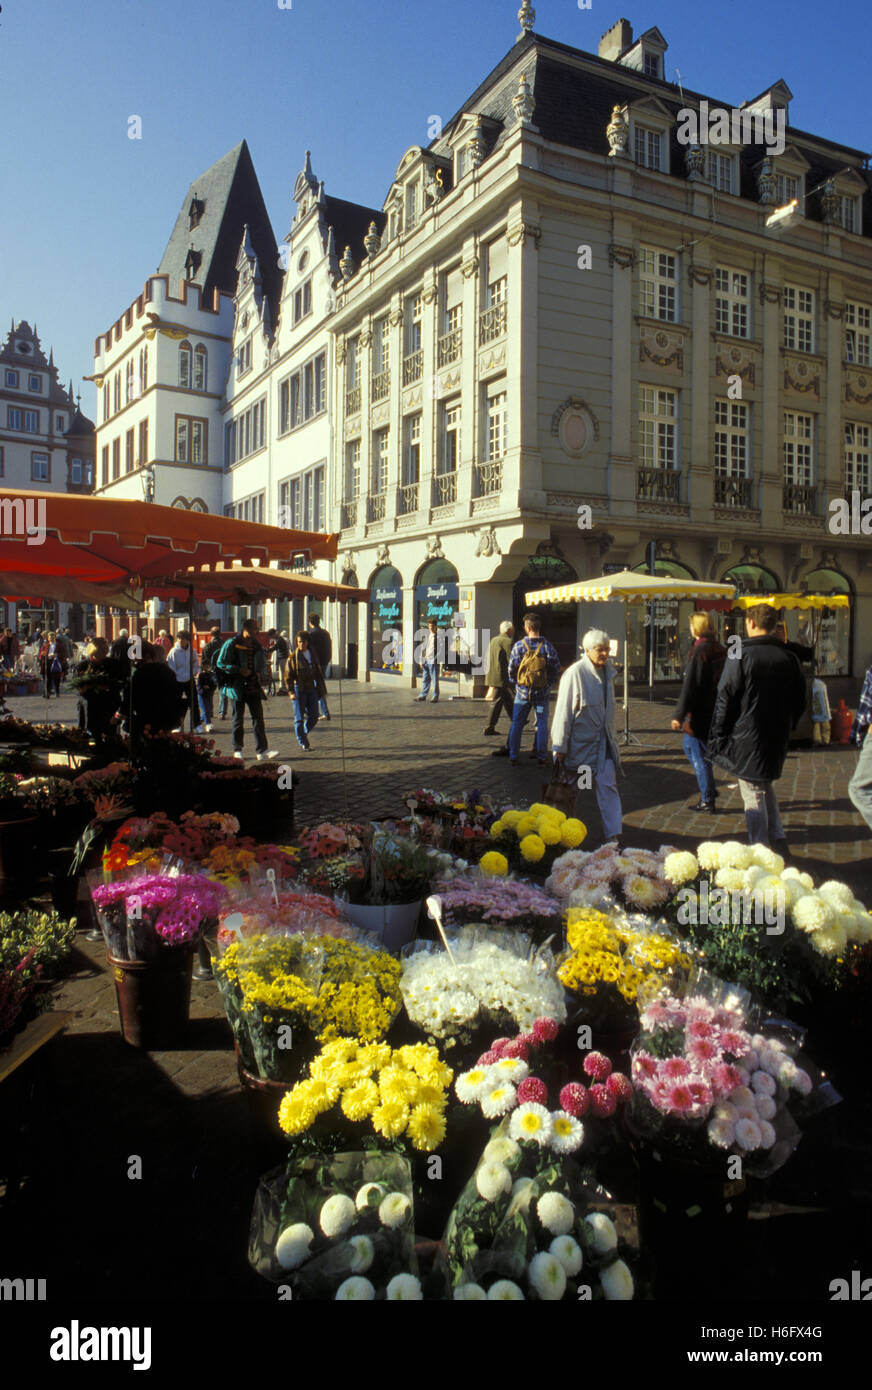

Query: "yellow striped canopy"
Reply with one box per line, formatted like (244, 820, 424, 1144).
(732, 593, 850, 611)
(525, 569, 737, 605)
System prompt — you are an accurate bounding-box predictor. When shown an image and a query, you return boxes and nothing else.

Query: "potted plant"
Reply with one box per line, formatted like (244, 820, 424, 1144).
(335, 827, 435, 951)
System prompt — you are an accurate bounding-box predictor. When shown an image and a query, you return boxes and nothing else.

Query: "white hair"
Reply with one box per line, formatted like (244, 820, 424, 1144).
(582, 628, 611, 651)
(499, 620, 514, 635)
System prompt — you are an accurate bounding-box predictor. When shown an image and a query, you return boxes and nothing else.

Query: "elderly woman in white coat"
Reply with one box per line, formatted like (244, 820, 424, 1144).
(551, 629, 623, 840)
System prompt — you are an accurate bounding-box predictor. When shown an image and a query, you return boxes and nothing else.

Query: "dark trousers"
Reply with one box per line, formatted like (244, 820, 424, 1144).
(485, 684, 514, 732)
(231, 687, 267, 755)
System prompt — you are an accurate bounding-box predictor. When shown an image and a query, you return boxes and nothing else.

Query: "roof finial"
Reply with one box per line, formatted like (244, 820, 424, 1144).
(517, 1, 535, 39)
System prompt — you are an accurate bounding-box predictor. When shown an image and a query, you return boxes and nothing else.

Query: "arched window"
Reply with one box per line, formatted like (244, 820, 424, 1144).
(513, 551, 579, 670)
(178, 342, 192, 389)
(797, 567, 853, 675)
(629, 558, 698, 681)
(170, 496, 189, 509)
(194, 344, 207, 392)
(125, 360, 134, 404)
(721, 562, 781, 595)
(189, 498, 208, 513)
(369, 564, 403, 673)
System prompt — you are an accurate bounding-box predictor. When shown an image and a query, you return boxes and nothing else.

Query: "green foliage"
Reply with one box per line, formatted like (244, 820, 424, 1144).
(0, 908, 77, 982)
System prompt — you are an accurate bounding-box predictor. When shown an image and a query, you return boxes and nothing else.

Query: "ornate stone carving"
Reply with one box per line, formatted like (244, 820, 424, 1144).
(551, 398, 600, 457)
(422, 281, 438, 305)
(757, 157, 777, 206)
(425, 534, 444, 559)
(358, 329, 372, 348)
(608, 243, 635, 269)
(474, 526, 501, 558)
(513, 72, 536, 126)
(740, 545, 763, 566)
(685, 145, 706, 182)
(389, 308, 404, 327)
(339, 246, 355, 280)
(336, 342, 347, 365)
(606, 105, 630, 159)
(424, 168, 445, 203)
(517, 0, 535, 36)
(820, 179, 840, 225)
(376, 543, 392, 566)
(824, 299, 845, 320)
(363, 222, 382, 257)
(784, 358, 820, 397)
(466, 117, 486, 169)
(759, 282, 781, 305)
(507, 220, 541, 248)
(460, 256, 480, 280)
(846, 373, 872, 405)
(596, 531, 615, 557)
(688, 264, 712, 287)
(479, 345, 507, 374)
(639, 327, 684, 370)
(715, 353, 755, 385)
(342, 550, 359, 575)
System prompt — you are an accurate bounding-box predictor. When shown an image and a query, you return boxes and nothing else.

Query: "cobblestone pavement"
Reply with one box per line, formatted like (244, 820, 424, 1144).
(1, 683, 869, 1302)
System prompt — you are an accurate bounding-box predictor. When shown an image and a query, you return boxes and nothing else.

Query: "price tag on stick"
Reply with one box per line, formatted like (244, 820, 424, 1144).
(425, 895, 457, 966)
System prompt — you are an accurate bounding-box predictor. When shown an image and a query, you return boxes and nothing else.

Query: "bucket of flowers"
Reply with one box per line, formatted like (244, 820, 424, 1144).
(433, 870, 565, 948)
(334, 827, 435, 952)
(486, 803, 588, 879)
(546, 842, 674, 913)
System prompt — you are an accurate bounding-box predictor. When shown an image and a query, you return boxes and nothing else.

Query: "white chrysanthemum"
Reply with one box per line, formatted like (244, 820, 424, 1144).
(537, 1192, 575, 1235)
(850, 908, 872, 944)
(509, 1102, 554, 1147)
(777, 878, 805, 910)
(319, 1193, 356, 1239)
(275, 1222, 314, 1271)
(550, 1110, 585, 1155)
(549, 1234, 583, 1276)
(744, 1049, 759, 1071)
(729, 1085, 755, 1109)
(707, 1116, 735, 1149)
(484, 1135, 521, 1166)
(751, 1070, 777, 1097)
(777, 1060, 799, 1090)
(335, 1276, 375, 1300)
(811, 922, 848, 956)
(453, 1282, 488, 1300)
(488, 1280, 525, 1300)
(696, 841, 721, 871)
(818, 880, 855, 908)
(355, 1182, 386, 1211)
(713, 1101, 739, 1124)
(481, 1082, 518, 1119)
(791, 1068, 813, 1097)
(742, 865, 768, 891)
(754, 1094, 777, 1121)
(758, 1120, 777, 1148)
(511, 1177, 534, 1199)
(584, 1211, 618, 1254)
(476, 1161, 513, 1204)
(734, 1117, 763, 1150)
(600, 1258, 634, 1301)
(715, 840, 746, 868)
(455, 1066, 494, 1104)
(379, 1192, 412, 1229)
(663, 851, 699, 886)
(528, 1251, 567, 1301)
(715, 867, 747, 893)
(347, 1235, 374, 1274)
(750, 845, 784, 873)
(386, 1273, 423, 1300)
(490, 1057, 529, 1083)
(792, 894, 836, 934)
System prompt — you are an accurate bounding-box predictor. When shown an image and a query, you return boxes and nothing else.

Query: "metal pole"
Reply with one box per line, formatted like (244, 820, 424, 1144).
(647, 540, 656, 699)
(186, 584, 196, 734)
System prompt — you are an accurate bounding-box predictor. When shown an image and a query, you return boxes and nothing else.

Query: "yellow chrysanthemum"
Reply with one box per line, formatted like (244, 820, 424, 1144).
(340, 1078, 380, 1122)
(519, 833, 546, 863)
(501, 809, 524, 829)
(515, 814, 537, 839)
(407, 1103, 447, 1151)
(356, 1042, 393, 1071)
(559, 818, 587, 848)
(537, 821, 563, 846)
(480, 851, 510, 876)
(372, 1101, 410, 1140)
(489, 820, 507, 840)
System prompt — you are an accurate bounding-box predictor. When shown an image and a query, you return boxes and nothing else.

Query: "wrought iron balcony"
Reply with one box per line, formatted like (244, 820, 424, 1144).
(367, 492, 386, 522)
(397, 482, 419, 516)
(345, 386, 361, 415)
(636, 466, 681, 503)
(432, 472, 457, 505)
(714, 474, 754, 508)
(340, 500, 358, 529)
(402, 351, 423, 385)
(474, 460, 502, 497)
(479, 302, 507, 345)
(438, 328, 462, 367)
(372, 370, 390, 403)
(782, 481, 817, 515)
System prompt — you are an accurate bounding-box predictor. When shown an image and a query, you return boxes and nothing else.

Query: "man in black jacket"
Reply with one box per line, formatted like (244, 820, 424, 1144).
(670, 612, 726, 812)
(707, 604, 807, 854)
(307, 615, 332, 720)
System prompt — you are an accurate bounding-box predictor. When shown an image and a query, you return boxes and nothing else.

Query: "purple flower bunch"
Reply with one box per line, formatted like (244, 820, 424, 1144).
(92, 873, 226, 946)
(438, 876, 562, 927)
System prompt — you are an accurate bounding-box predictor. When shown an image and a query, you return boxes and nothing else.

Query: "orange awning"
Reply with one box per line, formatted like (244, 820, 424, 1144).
(146, 567, 368, 604)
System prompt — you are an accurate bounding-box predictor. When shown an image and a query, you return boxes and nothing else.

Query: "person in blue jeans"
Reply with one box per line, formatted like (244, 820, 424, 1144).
(416, 618, 441, 703)
(506, 613, 561, 765)
(670, 612, 726, 812)
(285, 630, 327, 750)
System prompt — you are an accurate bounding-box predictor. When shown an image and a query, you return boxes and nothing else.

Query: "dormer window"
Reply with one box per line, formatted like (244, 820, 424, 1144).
(185, 247, 202, 280)
(839, 196, 860, 233)
(707, 151, 736, 195)
(634, 125, 663, 171)
(629, 98, 673, 175)
(406, 182, 419, 232)
(188, 197, 205, 230)
(643, 50, 662, 79)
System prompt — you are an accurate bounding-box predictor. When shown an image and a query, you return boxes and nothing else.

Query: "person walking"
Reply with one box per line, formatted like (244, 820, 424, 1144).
(551, 629, 623, 840)
(286, 630, 327, 751)
(157, 629, 173, 659)
(195, 642, 217, 733)
(306, 615, 332, 719)
(848, 660, 872, 831)
(166, 631, 200, 732)
(484, 621, 514, 745)
(0, 627, 20, 672)
(128, 641, 185, 739)
(267, 628, 290, 697)
(416, 618, 441, 704)
(706, 604, 807, 855)
(216, 617, 278, 761)
(73, 638, 124, 741)
(670, 612, 727, 813)
(507, 612, 561, 766)
(811, 666, 832, 746)
(45, 632, 66, 696)
(201, 625, 228, 720)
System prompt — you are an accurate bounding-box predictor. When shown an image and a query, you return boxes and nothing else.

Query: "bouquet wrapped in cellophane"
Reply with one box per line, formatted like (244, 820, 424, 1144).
(88, 859, 227, 961)
(557, 905, 695, 1033)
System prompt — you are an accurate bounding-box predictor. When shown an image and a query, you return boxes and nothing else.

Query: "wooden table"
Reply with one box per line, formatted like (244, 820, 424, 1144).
(0, 1009, 73, 1085)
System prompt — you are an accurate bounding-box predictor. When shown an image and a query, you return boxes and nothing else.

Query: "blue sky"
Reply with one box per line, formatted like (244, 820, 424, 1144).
(1, 0, 867, 417)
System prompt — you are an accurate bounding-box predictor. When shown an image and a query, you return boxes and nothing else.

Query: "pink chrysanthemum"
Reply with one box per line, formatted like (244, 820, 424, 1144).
(490, 1038, 511, 1058)
(685, 998, 716, 1024)
(605, 1072, 632, 1103)
(711, 1062, 744, 1095)
(687, 1019, 715, 1041)
(661, 1056, 691, 1080)
(582, 1051, 612, 1081)
(517, 1076, 548, 1106)
(503, 1038, 530, 1061)
(690, 1038, 718, 1064)
(559, 1082, 589, 1118)
(532, 1017, 559, 1044)
(687, 1080, 713, 1109)
(477, 1050, 501, 1067)
(648, 1079, 674, 1113)
(589, 1083, 617, 1117)
(632, 1052, 658, 1082)
(719, 1030, 751, 1057)
(666, 1083, 695, 1113)
(639, 1001, 674, 1028)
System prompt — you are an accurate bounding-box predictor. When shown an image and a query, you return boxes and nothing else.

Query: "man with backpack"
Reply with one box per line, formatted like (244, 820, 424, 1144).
(506, 612, 561, 766)
(215, 616, 278, 762)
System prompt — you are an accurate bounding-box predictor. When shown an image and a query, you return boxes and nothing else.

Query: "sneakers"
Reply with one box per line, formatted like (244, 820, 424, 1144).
(194, 724, 206, 734)
(323, 713, 331, 721)
(415, 696, 426, 702)
(204, 724, 214, 733)
(483, 728, 498, 736)
(232, 750, 245, 761)
(256, 750, 280, 761)
(691, 800, 717, 813)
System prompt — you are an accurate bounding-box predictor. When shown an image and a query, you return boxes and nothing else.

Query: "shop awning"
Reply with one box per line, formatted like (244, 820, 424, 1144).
(731, 593, 850, 611)
(525, 569, 737, 605)
(145, 566, 369, 605)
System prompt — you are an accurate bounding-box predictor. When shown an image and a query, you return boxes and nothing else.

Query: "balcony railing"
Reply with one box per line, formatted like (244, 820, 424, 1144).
(367, 492, 386, 522)
(432, 472, 457, 506)
(340, 500, 358, 528)
(474, 460, 502, 497)
(636, 466, 681, 503)
(783, 481, 817, 515)
(372, 369, 391, 403)
(438, 328, 462, 367)
(402, 351, 423, 385)
(345, 386, 361, 415)
(397, 482, 419, 516)
(479, 302, 507, 345)
(714, 474, 754, 508)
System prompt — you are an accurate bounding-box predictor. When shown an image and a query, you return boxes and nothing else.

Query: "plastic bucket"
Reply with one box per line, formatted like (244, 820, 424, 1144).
(334, 898, 422, 952)
(107, 946, 194, 1049)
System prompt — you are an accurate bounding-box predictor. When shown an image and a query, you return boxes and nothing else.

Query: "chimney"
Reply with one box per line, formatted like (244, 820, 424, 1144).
(599, 18, 633, 62)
